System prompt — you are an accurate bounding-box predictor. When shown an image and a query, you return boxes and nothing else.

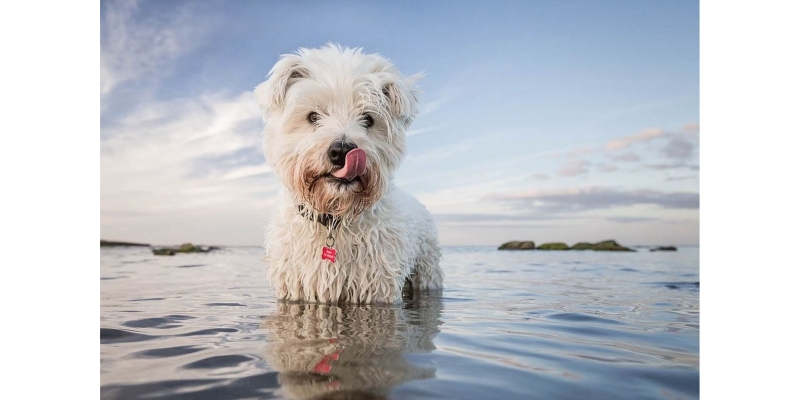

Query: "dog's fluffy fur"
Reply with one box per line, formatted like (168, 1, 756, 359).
(256, 44, 444, 303)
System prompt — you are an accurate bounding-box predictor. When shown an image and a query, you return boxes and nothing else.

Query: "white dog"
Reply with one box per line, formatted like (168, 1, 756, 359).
(255, 44, 444, 303)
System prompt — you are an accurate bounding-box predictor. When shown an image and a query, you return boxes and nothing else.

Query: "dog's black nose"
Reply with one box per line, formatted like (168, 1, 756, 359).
(327, 140, 357, 167)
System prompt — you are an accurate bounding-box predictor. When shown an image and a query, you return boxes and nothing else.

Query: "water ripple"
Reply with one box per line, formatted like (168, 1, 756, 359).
(101, 246, 699, 400)
(546, 312, 625, 325)
(122, 315, 195, 329)
(183, 355, 254, 369)
(100, 328, 155, 344)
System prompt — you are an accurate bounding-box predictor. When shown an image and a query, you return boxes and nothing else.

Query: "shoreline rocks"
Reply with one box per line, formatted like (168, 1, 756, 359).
(152, 248, 177, 256)
(593, 240, 635, 252)
(499, 239, 635, 252)
(570, 242, 595, 250)
(101, 240, 150, 247)
(498, 241, 535, 250)
(152, 243, 220, 256)
(650, 246, 678, 252)
(537, 242, 569, 251)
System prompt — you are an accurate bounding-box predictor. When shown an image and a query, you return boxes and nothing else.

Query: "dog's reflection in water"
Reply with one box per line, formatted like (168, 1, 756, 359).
(262, 295, 443, 400)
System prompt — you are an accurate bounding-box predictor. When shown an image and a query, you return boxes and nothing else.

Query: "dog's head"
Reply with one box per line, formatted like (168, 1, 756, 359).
(256, 44, 422, 216)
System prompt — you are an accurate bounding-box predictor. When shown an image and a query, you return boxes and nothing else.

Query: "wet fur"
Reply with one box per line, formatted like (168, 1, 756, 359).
(256, 44, 444, 303)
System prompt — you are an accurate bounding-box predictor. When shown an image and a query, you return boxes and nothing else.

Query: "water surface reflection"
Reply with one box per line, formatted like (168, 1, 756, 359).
(262, 295, 443, 399)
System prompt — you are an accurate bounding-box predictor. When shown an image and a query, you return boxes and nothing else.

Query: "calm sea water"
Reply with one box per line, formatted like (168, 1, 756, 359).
(100, 245, 699, 400)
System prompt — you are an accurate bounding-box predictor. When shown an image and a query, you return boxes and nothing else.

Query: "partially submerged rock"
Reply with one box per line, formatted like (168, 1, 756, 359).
(498, 239, 635, 252)
(152, 248, 176, 256)
(177, 243, 207, 253)
(593, 240, 635, 252)
(101, 240, 150, 247)
(537, 242, 570, 251)
(152, 243, 219, 256)
(570, 242, 595, 250)
(517, 241, 536, 250)
(650, 246, 678, 252)
(498, 241, 520, 250)
(498, 241, 536, 250)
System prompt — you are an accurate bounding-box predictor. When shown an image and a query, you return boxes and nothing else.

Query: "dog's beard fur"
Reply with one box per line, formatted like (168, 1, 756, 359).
(296, 152, 385, 216)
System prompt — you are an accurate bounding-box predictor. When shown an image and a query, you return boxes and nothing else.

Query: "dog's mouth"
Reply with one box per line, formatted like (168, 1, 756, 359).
(322, 148, 367, 190)
(325, 174, 363, 189)
(331, 149, 367, 181)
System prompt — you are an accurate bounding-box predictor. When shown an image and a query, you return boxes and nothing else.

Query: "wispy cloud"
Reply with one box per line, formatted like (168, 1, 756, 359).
(606, 216, 659, 223)
(664, 175, 697, 181)
(561, 147, 595, 159)
(661, 134, 695, 161)
(535, 124, 700, 181)
(406, 123, 448, 137)
(419, 98, 451, 116)
(606, 128, 665, 150)
(403, 141, 476, 165)
(597, 164, 619, 172)
(544, 124, 698, 163)
(645, 163, 699, 171)
(101, 0, 213, 95)
(683, 122, 699, 133)
(557, 160, 590, 177)
(433, 213, 567, 223)
(413, 66, 478, 119)
(611, 151, 641, 162)
(101, 91, 271, 244)
(491, 186, 699, 214)
(414, 176, 528, 217)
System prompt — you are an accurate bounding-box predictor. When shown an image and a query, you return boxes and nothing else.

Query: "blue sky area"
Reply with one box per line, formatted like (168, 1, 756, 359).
(101, 0, 699, 246)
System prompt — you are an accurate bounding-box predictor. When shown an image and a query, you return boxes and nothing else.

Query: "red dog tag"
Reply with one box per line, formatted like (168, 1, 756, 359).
(321, 246, 337, 263)
(313, 352, 340, 374)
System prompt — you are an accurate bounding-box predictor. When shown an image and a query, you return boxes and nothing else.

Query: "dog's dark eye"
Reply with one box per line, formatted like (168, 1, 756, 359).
(361, 114, 374, 128)
(307, 112, 321, 125)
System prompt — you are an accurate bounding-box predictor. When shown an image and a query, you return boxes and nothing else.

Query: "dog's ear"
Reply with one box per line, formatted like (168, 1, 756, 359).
(255, 54, 308, 112)
(382, 72, 423, 123)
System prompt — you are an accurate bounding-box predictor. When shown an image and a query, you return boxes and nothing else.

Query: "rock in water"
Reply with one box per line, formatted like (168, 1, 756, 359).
(152, 243, 218, 256)
(152, 248, 176, 256)
(178, 243, 203, 253)
(650, 246, 678, 252)
(537, 242, 570, 250)
(498, 241, 536, 250)
(498, 241, 520, 250)
(593, 240, 635, 252)
(571, 242, 594, 250)
(499, 240, 635, 251)
(101, 240, 150, 247)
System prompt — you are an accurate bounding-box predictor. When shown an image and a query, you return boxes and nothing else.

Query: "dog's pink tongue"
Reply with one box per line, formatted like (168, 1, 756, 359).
(332, 148, 367, 181)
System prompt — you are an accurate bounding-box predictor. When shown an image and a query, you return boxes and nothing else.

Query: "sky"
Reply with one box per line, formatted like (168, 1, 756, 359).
(100, 0, 699, 246)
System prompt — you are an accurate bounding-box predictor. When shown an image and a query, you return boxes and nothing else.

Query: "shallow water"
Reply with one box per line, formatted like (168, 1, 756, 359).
(100, 246, 699, 400)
